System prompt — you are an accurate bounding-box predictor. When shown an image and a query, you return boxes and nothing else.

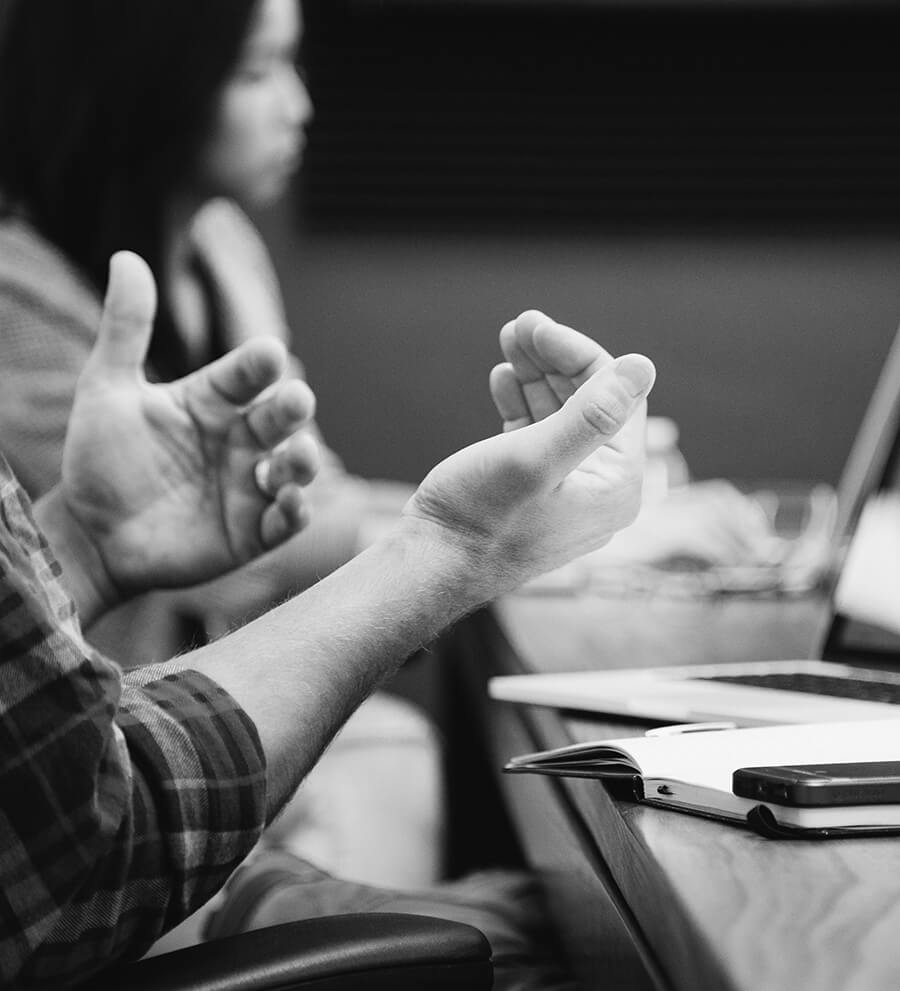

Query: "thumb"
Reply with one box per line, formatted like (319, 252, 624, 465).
(524, 353, 656, 481)
(86, 251, 157, 380)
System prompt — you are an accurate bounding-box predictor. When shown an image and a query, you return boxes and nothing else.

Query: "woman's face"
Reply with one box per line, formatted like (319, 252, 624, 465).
(199, 0, 312, 206)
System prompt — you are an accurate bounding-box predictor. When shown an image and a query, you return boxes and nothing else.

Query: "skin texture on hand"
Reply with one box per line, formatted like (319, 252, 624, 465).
(48, 252, 320, 613)
(405, 311, 655, 599)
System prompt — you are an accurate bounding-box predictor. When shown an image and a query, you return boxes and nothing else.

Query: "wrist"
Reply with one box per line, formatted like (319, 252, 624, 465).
(390, 514, 503, 616)
(33, 489, 120, 626)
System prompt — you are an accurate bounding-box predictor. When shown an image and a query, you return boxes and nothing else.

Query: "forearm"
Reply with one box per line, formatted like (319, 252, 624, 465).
(0, 511, 267, 987)
(174, 481, 373, 640)
(31, 473, 401, 643)
(185, 520, 481, 818)
(5, 663, 267, 988)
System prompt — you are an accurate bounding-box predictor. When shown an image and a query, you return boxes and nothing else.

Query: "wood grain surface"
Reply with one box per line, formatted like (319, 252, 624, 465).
(485, 592, 900, 991)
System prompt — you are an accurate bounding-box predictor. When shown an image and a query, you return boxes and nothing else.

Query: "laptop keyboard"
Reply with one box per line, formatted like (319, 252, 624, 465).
(699, 672, 900, 706)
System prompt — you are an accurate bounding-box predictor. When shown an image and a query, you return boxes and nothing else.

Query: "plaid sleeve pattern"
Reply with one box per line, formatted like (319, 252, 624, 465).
(0, 459, 268, 990)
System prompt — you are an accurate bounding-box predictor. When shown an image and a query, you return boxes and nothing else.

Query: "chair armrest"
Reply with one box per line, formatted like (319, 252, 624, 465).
(80, 913, 493, 990)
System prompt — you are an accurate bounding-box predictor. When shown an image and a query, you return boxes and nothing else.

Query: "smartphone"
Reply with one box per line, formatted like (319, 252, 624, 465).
(732, 761, 900, 807)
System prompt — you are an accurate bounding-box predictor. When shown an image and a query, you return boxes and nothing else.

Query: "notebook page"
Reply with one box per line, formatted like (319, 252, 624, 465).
(609, 718, 900, 793)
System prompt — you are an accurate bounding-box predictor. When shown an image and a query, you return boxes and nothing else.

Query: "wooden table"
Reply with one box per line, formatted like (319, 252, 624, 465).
(457, 591, 900, 991)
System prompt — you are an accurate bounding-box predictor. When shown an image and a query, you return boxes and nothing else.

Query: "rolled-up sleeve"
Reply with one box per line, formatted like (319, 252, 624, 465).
(2, 658, 267, 990)
(0, 465, 267, 990)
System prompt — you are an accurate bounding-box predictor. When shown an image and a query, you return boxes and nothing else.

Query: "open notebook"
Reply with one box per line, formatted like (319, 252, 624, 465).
(504, 719, 900, 838)
(490, 320, 900, 728)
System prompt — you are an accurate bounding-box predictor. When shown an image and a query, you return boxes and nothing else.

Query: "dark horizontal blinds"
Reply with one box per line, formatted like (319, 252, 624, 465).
(298, 2, 900, 231)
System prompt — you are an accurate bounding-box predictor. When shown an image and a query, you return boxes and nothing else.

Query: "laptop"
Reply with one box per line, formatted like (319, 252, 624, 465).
(489, 323, 900, 728)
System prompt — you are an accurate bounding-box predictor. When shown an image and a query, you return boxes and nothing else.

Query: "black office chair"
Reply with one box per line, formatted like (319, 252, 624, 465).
(80, 913, 493, 990)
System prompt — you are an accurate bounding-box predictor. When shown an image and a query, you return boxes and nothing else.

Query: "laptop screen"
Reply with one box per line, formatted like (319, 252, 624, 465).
(824, 323, 900, 666)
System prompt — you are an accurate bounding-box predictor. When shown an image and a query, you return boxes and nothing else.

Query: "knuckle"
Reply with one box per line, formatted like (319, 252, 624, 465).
(284, 438, 319, 481)
(234, 354, 264, 394)
(581, 395, 627, 435)
(285, 378, 316, 421)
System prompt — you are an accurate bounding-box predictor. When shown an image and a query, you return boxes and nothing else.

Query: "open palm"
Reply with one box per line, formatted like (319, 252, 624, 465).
(61, 253, 318, 596)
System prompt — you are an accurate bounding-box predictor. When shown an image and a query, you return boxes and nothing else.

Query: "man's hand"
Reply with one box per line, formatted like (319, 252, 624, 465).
(182, 310, 653, 805)
(59, 252, 319, 605)
(404, 311, 655, 598)
(491, 309, 617, 429)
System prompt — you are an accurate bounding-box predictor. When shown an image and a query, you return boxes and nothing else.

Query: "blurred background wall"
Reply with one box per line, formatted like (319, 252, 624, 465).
(254, 0, 900, 486)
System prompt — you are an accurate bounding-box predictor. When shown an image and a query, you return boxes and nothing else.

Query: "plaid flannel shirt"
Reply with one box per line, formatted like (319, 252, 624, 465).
(0, 456, 268, 989)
